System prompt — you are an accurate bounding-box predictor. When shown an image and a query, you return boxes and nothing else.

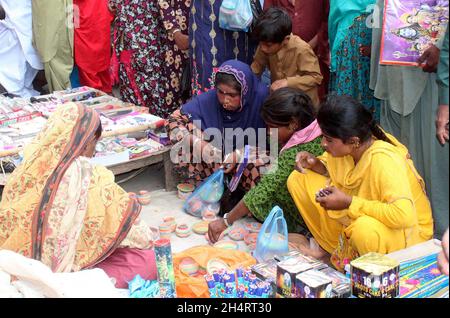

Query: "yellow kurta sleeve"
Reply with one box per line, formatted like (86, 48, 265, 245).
(317, 151, 328, 166)
(251, 46, 268, 76)
(286, 44, 323, 91)
(347, 153, 416, 229)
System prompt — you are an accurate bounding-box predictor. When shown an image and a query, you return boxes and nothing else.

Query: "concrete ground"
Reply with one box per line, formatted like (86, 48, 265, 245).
(117, 162, 165, 194)
(117, 164, 255, 254)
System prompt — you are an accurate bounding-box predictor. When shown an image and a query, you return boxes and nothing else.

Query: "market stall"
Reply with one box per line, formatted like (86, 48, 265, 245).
(0, 88, 448, 299)
(0, 86, 176, 190)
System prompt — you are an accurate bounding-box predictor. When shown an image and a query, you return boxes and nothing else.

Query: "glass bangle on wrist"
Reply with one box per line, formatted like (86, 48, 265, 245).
(223, 213, 232, 227)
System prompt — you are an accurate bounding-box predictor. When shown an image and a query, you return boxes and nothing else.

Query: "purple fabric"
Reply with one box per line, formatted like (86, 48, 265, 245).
(181, 60, 268, 146)
(95, 248, 157, 289)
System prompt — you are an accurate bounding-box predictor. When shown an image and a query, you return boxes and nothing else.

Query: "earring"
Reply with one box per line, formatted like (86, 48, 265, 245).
(354, 141, 360, 148)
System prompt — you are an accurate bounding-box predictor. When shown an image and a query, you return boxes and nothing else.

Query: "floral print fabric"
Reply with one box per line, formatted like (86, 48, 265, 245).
(113, 0, 169, 117)
(158, 0, 191, 117)
(329, 14, 380, 121)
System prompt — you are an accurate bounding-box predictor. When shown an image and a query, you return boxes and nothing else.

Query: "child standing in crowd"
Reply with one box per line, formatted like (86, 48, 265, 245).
(263, 0, 330, 102)
(251, 7, 323, 107)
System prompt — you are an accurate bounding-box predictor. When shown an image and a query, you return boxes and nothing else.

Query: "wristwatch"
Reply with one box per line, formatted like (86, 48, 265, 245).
(223, 213, 232, 227)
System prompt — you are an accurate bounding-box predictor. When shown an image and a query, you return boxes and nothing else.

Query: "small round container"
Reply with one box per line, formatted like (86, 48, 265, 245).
(202, 210, 217, 222)
(228, 227, 249, 241)
(187, 199, 204, 218)
(137, 190, 151, 205)
(244, 232, 258, 246)
(213, 240, 239, 250)
(206, 258, 230, 274)
(204, 202, 220, 216)
(163, 216, 177, 232)
(179, 257, 199, 276)
(244, 222, 262, 233)
(192, 221, 209, 235)
(175, 224, 191, 238)
(159, 222, 172, 239)
(177, 183, 195, 200)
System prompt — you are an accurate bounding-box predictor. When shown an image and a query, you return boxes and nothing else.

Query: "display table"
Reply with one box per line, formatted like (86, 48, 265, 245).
(0, 146, 178, 191)
(107, 146, 177, 191)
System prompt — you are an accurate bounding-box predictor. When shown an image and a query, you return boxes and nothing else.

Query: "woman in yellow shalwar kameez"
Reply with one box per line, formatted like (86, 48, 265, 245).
(0, 103, 152, 272)
(287, 95, 434, 270)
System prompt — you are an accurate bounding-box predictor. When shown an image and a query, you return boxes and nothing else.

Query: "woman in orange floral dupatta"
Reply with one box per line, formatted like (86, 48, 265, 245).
(0, 103, 152, 272)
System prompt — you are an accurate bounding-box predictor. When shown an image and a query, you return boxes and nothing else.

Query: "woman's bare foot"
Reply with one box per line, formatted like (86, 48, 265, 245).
(288, 233, 331, 265)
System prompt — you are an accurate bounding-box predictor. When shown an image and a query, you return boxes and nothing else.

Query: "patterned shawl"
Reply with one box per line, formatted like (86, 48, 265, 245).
(0, 103, 151, 272)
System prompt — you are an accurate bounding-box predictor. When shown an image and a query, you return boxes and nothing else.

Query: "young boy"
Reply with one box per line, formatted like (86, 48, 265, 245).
(251, 7, 323, 107)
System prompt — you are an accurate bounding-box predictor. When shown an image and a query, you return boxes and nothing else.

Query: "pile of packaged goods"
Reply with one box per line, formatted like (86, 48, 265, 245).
(251, 251, 351, 298)
(1, 87, 167, 173)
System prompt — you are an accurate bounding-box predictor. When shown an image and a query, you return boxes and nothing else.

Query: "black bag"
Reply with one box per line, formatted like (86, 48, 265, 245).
(180, 61, 192, 101)
(249, 0, 263, 32)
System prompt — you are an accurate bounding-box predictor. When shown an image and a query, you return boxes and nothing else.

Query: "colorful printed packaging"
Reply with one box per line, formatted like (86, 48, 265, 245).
(154, 239, 177, 298)
(350, 252, 400, 298)
(276, 257, 313, 298)
(295, 269, 333, 298)
(319, 266, 351, 298)
(275, 250, 327, 270)
(251, 259, 278, 296)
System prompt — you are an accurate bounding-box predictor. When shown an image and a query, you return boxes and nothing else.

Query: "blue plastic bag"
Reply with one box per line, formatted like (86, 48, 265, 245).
(183, 169, 225, 218)
(219, 0, 253, 32)
(253, 206, 289, 262)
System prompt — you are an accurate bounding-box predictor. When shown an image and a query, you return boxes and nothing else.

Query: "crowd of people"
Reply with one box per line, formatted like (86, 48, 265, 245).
(0, 0, 448, 278)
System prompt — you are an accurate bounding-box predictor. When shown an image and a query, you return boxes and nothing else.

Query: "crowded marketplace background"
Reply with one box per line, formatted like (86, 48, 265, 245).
(0, 0, 448, 299)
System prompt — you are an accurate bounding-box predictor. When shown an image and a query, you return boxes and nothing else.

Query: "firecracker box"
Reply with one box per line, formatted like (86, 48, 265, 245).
(276, 257, 313, 298)
(251, 259, 277, 297)
(252, 258, 278, 282)
(319, 266, 351, 298)
(350, 252, 400, 298)
(275, 250, 328, 270)
(295, 269, 333, 298)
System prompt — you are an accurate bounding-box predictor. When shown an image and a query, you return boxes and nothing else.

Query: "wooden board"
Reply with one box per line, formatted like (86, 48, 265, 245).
(107, 147, 169, 175)
(0, 146, 178, 190)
